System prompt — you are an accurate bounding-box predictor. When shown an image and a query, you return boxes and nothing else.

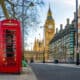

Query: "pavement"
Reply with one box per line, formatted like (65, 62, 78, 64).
(0, 65, 38, 80)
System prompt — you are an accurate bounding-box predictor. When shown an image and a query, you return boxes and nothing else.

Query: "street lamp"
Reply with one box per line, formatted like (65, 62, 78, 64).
(75, 0, 79, 65)
(22, 0, 25, 60)
(42, 44, 45, 63)
(40, 26, 45, 63)
(43, 26, 45, 63)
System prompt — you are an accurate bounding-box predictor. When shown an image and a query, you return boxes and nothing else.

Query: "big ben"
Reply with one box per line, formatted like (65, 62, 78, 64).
(44, 6, 55, 61)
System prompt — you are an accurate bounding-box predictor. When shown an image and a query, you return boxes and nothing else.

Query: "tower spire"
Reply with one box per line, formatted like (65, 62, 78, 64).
(47, 3, 52, 20)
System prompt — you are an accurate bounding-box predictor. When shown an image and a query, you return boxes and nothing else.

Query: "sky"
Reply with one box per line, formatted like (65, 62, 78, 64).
(0, 0, 80, 50)
(25, 0, 80, 50)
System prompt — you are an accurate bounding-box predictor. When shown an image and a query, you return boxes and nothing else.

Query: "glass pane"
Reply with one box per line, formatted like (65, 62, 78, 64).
(4, 29, 16, 58)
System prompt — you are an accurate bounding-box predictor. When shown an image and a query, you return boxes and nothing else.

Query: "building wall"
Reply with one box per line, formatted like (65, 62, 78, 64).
(73, 6, 80, 62)
(24, 51, 44, 63)
(33, 39, 44, 62)
(49, 24, 75, 63)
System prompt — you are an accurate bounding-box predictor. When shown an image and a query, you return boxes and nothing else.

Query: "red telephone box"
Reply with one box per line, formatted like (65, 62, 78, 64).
(0, 19, 22, 73)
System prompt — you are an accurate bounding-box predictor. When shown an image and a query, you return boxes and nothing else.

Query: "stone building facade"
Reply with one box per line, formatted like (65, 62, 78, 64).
(49, 20, 75, 63)
(49, 6, 80, 63)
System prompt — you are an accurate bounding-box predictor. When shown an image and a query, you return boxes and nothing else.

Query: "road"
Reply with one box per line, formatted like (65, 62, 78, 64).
(30, 63, 80, 80)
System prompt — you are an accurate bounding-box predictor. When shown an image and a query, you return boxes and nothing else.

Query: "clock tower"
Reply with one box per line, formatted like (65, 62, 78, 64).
(44, 6, 55, 61)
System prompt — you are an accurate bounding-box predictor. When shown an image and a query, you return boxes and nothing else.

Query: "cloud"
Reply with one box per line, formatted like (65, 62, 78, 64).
(63, 0, 75, 6)
(52, 0, 80, 6)
(63, 0, 80, 6)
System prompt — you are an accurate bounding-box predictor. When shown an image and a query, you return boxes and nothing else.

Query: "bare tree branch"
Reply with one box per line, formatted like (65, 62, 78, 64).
(6, 0, 16, 18)
(0, 0, 9, 19)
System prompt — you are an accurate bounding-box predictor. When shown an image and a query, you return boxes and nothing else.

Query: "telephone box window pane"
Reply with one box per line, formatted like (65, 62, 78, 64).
(4, 29, 16, 58)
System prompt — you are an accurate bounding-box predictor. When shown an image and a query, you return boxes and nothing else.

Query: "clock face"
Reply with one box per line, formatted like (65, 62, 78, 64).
(48, 25, 53, 29)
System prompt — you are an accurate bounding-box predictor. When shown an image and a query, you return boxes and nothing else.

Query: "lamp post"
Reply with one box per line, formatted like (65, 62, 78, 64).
(40, 26, 45, 63)
(76, 0, 79, 65)
(43, 26, 45, 63)
(22, 0, 25, 60)
(31, 42, 34, 63)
